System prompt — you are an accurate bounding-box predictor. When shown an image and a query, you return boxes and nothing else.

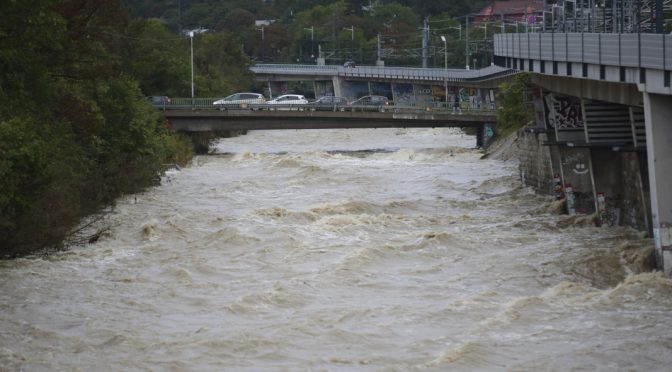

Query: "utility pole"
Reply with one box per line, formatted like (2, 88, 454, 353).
(450, 24, 462, 40)
(422, 17, 429, 68)
(189, 31, 194, 106)
(376, 33, 384, 66)
(441, 35, 448, 108)
(655, 0, 664, 33)
(465, 16, 470, 70)
(257, 26, 265, 61)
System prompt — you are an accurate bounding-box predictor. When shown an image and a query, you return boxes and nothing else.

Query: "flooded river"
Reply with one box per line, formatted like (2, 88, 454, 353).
(1, 128, 671, 371)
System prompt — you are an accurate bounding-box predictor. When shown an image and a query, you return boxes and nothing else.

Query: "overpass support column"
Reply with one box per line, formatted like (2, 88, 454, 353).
(476, 125, 484, 148)
(332, 76, 343, 98)
(644, 93, 672, 276)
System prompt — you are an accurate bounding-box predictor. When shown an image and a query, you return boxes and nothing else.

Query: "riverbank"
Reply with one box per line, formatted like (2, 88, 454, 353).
(486, 128, 657, 275)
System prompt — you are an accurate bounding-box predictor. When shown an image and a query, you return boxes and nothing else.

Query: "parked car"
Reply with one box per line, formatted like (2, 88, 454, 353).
(213, 93, 265, 110)
(349, 95, 391, 112)
(147, 96, 171, 105)
(307, 96, 349, 111)
(266, 94, 308, 110)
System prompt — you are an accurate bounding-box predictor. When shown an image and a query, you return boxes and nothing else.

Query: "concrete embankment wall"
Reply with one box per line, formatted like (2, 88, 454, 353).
(488, 129, 651, 233)
(485, 128, 554, 195)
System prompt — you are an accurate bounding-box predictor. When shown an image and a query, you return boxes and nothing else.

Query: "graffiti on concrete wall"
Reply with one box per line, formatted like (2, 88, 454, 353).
(560, 149, 595, 215)
(562, 152, 590, 175)
(484, 123, 495, 141)
(392, 84, 415, 106)
(431, 85, 446, 105)
(340, 81, 369, 101)
(544, 93, 584, 129)
(415, 85, 434, 107)
(314, 80, 334, 98)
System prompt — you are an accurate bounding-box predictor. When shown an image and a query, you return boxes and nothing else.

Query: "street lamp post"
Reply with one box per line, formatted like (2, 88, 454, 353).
(189, 31, 194, 107)
(304, 26, 314, 60)
(440, 35, 448, 109)
(343, 26, 354, 59)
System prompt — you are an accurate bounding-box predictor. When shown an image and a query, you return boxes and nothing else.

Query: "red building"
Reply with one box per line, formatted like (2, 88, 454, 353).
(473, 0, 545, 24)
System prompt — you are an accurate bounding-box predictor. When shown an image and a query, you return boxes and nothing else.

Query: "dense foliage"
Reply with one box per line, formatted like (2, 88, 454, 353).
(0, 0, 254, 257)
(122, 0, 490, 67)
(496, 73, 535, 136)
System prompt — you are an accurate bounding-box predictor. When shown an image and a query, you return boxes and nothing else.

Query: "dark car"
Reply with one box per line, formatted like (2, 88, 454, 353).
(147, 96, 171, 106)
(349, 95, 390, 112)
(308, 96, 349, 111)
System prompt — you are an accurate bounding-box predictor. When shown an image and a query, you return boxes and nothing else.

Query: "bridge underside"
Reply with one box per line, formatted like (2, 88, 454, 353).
(530, 74, 643, 107)
(164, 110, 492, 132)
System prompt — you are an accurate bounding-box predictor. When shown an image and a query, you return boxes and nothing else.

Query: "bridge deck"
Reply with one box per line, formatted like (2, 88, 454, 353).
(251, 64, 516, 83)
(162, 108, 497, 132)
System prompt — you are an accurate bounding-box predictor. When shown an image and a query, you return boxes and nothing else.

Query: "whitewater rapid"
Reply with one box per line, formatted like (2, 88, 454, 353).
(1, 128, 670, 371)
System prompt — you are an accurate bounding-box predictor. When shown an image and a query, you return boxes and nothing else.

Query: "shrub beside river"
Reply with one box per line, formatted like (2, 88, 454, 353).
(0, 1, 253, 257)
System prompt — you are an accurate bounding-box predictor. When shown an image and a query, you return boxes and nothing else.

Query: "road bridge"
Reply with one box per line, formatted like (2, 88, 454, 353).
(160, 103, 498, 147)
(493, 26, 672, 274)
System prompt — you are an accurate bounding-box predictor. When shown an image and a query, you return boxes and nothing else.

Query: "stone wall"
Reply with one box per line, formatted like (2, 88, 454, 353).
(485, 128, 555, 194)
(489, 128, 652, 232)
(516, 130, 555, 195)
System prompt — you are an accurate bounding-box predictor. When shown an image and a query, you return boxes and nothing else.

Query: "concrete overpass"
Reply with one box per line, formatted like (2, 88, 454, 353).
(493, 31, 672, 275)
(250, 64, 516, 111)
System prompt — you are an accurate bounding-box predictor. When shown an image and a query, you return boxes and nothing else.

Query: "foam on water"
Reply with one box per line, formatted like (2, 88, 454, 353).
(0, 128, 668, 371)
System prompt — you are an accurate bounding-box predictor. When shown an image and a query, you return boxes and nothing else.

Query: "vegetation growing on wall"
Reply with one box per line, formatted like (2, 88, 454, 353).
(496, 73, 535, 137)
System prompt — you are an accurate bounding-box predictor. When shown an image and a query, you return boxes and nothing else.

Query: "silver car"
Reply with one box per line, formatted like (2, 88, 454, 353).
(266, 94, 308, 110)
(214, 93, 265, 110)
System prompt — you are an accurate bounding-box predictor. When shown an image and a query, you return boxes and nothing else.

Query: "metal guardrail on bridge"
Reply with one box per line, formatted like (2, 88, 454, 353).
(153, 98, 498, 114)
(251, 64, 517, 83)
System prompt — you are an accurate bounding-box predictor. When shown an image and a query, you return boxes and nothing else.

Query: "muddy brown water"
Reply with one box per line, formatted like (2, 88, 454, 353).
(1, 129, 670, 371)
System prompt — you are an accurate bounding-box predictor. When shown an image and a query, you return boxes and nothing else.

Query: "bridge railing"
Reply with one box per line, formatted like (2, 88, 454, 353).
(252, 63, 516, 82)
(152, 98, 498, 115)
(251, 64, 338, 75)
(494, 32, 672, 71)
(165, 98, 220, 109)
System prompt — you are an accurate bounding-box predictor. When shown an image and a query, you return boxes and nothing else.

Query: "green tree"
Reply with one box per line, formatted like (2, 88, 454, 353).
(119, 18, 191, 97)
(0, 0, 199, 257)
(496, 73, 534, 136)
(193, 31, 255, 96)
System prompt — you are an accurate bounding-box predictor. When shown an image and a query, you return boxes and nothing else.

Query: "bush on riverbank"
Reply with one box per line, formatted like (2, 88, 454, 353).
(0, 1, 251, 257)
(0, 77, 190, 257)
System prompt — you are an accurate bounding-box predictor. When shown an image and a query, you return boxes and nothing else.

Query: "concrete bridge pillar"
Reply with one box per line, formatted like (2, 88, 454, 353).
(332, 76, 343, 98)
(644, 93, 672, 276)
